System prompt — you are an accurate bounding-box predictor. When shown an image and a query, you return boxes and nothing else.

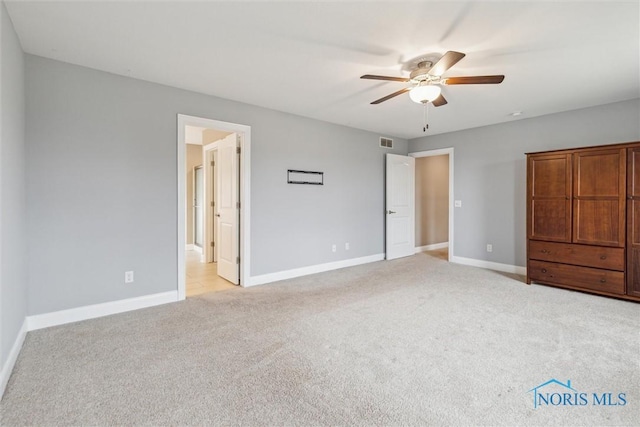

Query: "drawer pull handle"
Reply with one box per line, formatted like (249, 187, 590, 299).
(600, 255, 606, 260)
(600, 279, 606, 283)
(541, 249, 548, 254)
(541, 268, 547, 273)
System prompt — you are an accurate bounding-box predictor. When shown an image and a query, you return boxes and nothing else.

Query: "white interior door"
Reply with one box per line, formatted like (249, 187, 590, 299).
(386, 153, 415, 260)
(203, 146, 219, 264)
(216, 133, 239, 284)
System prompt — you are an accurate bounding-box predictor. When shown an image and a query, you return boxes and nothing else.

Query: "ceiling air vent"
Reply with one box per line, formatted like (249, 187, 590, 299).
(380, 137, 393, 149)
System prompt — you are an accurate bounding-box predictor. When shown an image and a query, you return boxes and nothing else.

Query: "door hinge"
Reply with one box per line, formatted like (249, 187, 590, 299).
(236, 201, 241, 209)
(211, 201, 214, 207)
(236, 256, 240, 264)
(211, 160, 214, 166)
(211, 241, 214, 247)
(236, 147, 241, 154)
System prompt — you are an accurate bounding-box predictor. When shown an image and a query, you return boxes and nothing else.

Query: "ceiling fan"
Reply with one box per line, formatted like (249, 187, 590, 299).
(361, 51, 504, 106)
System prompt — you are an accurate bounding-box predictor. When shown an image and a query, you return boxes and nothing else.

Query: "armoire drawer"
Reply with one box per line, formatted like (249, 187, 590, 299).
(529, 260, 625, 295)
(529, 241, 624, 271)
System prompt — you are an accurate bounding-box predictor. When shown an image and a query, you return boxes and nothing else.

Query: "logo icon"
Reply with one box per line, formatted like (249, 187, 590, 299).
(528, 379, 627, 409)
(528, 379, 579, 408)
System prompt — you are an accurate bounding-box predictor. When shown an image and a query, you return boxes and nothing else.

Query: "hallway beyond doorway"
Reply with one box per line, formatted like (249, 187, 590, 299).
(185, 251, 236, 297)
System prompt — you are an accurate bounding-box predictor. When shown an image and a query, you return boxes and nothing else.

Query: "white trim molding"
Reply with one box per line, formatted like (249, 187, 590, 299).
(26, 291, 178, 331)
(451, 256, 526, 276)
(248, 253, 385, 287)
(0, 319, 28, 399)
(415, 242, 449, 253)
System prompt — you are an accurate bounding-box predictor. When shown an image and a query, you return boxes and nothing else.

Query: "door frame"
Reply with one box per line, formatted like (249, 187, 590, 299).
(409, 147, 454, 262)
(177, 114, 251, 299)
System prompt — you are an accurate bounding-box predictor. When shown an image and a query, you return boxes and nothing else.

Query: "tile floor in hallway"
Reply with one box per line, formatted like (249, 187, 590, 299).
(186, 250, 237, 297)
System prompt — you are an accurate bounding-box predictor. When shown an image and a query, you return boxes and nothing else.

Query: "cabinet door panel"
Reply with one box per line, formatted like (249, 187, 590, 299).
(573, 149, 625, 247)
(528, 154, 571, 242)
(531, 200, 572, 241)
(574, 199, 622, 245)
(576, 152, 622, 196)
(628, 204, 640, 296)
(532, 157, 570, 197)
(627, 148, 640, 297)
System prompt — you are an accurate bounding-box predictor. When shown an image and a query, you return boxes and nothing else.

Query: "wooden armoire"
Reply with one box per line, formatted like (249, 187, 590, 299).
(526, 141, 640, 302)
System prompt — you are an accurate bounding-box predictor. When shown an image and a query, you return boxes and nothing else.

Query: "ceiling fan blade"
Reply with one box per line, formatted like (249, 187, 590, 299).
(428, 51, 466, 76)
(432, 94, 448, 107)
(361, 74, 410, 82)
(371, 88, 410, 104)
(443, 75, 505, 85)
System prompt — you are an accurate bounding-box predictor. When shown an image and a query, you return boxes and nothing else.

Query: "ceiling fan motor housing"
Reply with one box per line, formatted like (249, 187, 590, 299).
(409, 61, 438, 84)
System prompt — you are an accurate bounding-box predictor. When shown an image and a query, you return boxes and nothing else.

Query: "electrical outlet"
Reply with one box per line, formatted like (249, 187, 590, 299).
(455, 200, 462, 208)
(125, 271, 134, 283)
(345, 242, 350, 250)
(486, 244, 493, 253)
(332, 244, 337, 253)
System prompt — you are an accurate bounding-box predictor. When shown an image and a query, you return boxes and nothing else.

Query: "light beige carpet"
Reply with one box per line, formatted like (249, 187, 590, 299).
(1, 252, 638, 426)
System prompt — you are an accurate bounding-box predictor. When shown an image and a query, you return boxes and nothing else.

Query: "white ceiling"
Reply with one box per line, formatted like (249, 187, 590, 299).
(6, 1, 639, 139)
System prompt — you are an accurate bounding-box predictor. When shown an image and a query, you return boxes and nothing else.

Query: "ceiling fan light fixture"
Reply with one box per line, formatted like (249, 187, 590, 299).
(409, 84, 441, 104)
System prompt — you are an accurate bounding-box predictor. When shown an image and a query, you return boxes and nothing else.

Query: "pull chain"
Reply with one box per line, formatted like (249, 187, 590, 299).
(423, 102, 430, 132)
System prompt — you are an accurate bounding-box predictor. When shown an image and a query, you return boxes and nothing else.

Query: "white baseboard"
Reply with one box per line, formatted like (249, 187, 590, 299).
(451, 255, 526, 276)
(1, 291, 179, 399)
(26, 291, 179, 331)
(186, 244, 203, 254)
(247, 253, 385, 287)
(415, 242, 449, 253)
(1, 319, 27, 399)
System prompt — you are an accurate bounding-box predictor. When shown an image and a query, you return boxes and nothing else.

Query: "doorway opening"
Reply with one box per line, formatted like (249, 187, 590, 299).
(177, 115, 251, 300)
(410, 148, 454, 262)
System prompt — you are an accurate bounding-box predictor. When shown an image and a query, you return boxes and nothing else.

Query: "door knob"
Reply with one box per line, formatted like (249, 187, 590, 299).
(387, 210, 396, 214)
(215, 214, 221, 217)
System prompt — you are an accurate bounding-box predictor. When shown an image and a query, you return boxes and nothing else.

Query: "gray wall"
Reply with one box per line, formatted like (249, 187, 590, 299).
(1, 2, 27, 368)
(25, 55, 407, 315)
(415, 155, 449, 247)
(409, 99, 640, 267)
